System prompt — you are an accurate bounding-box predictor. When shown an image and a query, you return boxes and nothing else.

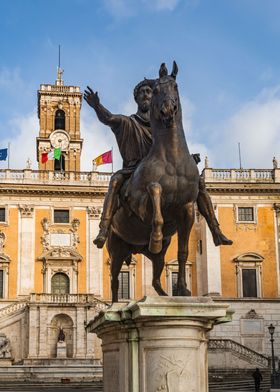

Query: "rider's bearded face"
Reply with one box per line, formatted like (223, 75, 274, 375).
(136, 86, 153, 113)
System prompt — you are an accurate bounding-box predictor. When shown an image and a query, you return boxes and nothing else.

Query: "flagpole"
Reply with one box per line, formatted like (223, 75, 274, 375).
(111, 146, 113, 173)
(8, 142, 10, 169)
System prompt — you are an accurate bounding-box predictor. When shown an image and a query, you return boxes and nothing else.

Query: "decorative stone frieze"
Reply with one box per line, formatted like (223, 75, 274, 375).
(0, 231, 6, 252)
(87, 206, 102, 219)
(70, 218, 80, 247)
(41, 218, 81, 251)
(19, 204, 34, 218)
(244, 309, 260, 319)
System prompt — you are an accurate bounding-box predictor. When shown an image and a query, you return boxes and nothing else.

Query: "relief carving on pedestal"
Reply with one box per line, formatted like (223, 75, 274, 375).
(147, 351, 195, 392)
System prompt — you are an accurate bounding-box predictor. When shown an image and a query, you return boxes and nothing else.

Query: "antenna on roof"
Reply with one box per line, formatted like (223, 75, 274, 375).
(56, 44, 64, 86)
(58, 44, 61, 69)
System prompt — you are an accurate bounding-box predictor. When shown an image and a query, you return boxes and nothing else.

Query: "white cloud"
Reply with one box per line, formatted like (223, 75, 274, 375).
(104, 0, 181, 18)
(80, 109, 122, 172)
(211, 84, 280, 168)
(0, 111, 38, 170)
(0, 67, 24, 90)
(143, 0, 180, 11)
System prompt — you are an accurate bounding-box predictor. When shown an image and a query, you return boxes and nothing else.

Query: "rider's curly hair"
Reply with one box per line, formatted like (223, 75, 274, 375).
(133, 78, 155, 102)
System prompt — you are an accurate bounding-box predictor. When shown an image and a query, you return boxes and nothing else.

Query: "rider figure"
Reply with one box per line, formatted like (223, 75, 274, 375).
(84, 80, 232, 249)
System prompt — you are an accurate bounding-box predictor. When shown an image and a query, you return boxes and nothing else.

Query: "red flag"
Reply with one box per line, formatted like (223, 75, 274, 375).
(93, 150, 112, 166)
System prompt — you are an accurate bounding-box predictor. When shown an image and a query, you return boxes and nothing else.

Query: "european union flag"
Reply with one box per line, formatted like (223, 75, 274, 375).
(0, 148, 8, 161)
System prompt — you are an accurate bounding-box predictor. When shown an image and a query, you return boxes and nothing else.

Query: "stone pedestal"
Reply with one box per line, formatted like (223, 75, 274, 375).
(56, 341, 67, 358)
(87, 296, 232, 392)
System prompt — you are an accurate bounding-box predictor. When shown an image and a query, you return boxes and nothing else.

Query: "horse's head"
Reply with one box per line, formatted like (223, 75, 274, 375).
(151, 61, 180, 128)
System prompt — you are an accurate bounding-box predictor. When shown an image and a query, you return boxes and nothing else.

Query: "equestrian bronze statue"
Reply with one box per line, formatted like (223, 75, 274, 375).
(84, 62, 232, 302)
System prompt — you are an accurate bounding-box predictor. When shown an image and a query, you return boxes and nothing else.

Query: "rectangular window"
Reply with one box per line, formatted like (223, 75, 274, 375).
(242, 269, 257, 297)
(0, 208, 6, 223)
(118, 271, 130, 299)
(54, 209, 69, 224)
(238, 207, 254, 222)
(0, 270, 3, 298)
(172, 272, 178, 296)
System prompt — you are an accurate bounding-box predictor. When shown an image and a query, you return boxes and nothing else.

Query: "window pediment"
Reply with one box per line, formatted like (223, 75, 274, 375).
(0, 254, 10, 264)
(38, 247, 82, 262)
(234, 253, 264, 263)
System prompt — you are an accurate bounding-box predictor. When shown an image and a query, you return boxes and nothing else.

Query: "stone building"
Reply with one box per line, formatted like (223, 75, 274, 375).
(0, 70, 280, 380)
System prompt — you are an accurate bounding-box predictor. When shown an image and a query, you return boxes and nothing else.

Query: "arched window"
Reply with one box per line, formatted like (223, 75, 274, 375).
(51, 273, 70, 294)
(55, 110, 65, 130)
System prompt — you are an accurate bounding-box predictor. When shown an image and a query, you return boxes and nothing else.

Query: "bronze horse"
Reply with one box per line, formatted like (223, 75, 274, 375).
(108, 62, 200, 302)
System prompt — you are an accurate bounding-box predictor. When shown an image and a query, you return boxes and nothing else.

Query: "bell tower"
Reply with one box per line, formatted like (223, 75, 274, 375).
(37, 67, 83, 172)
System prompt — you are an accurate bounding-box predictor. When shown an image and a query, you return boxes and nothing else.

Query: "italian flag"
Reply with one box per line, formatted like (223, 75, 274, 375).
(41, 148, 61, 164)
(93, 150, 112, 166)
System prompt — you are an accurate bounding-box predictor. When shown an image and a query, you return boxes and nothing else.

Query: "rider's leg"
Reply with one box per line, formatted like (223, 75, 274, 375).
(197, 176, 232, 246)
(94, 172, 126, 248)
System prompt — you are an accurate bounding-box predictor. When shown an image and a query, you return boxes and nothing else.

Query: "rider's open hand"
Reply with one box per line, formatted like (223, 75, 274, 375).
(84, 86, 100, 109)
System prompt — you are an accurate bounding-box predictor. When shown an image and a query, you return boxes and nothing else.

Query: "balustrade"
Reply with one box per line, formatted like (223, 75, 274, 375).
(209, 339, 269, 367)
(0, 169, 111, 186)
(206, 168, 274, 182)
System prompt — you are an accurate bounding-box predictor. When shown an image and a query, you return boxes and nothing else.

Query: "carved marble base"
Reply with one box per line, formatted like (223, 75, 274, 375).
(56, 341, 67, 358)
(87, 296, 232, 392)
(0, 358, 12, 366)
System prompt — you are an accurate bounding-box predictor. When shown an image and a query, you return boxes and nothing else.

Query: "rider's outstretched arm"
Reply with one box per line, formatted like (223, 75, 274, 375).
(84, 86, 121, 128)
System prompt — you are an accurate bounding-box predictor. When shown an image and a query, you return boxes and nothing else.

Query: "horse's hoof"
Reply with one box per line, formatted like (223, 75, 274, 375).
(156, 287, 168, 296)
(177, 286, 191, 296)
(93, 231, 107, 248)
(149, 239, 162, 254)
(153, 280, 168, 296)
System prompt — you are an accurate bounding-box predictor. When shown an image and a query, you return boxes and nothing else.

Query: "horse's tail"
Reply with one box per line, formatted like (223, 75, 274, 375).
(138, 192, 149, 221)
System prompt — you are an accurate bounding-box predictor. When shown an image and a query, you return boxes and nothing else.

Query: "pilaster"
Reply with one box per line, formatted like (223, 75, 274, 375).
(75, 306, 86, 358)
(17, 204, 35, 295)
(38, 306, 48, 358)
(86, 206, 103, 296)
(28, 306, 38, 358)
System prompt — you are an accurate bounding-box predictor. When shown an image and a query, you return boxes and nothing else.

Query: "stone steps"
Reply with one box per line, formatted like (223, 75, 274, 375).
(0, 383, 103, 391)
(209, 368, 271, 391)
(0, 365, 103, 382)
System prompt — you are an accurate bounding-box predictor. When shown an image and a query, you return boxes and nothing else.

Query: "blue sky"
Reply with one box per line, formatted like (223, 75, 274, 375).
(1, 0, 280, 170)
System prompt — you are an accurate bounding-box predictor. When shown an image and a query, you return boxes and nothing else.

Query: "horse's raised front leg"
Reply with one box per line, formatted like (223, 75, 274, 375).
(147, 182, 164, 254)
(176, 202, 195, 296)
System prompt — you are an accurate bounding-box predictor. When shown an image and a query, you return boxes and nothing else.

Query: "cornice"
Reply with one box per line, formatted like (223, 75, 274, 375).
(0, 184, 108, 197)
(206, 182, 280, 195)
(38, 91, 82, 98)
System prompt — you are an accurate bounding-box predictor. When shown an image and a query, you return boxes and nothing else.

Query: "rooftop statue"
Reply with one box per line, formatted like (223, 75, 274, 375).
(84, 62, 232, 302)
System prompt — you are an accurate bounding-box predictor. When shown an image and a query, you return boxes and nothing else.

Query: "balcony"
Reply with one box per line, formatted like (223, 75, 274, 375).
(204, 168, 280, 183)
(29, 293, 109, 308)
(0, 169, 111, 187)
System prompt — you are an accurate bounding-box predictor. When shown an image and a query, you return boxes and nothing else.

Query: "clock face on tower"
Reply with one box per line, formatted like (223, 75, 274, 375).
(50, 131, 70, 149)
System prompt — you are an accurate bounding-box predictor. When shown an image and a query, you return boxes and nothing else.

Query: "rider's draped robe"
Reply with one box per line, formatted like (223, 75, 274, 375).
(112, 114, 152, 171)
